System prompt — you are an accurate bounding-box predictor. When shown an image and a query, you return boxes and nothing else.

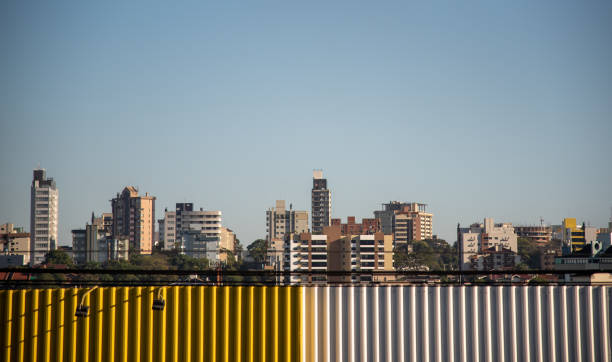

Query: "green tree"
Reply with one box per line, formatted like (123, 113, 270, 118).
(44, 249, 74, 266)
(517, 237, 540, 269)
(247, 239, 267, 264)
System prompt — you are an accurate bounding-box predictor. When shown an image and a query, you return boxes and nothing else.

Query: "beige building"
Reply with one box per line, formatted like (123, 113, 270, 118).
(266, 200, 308, 266)
(284, 225, 393, 284)
(0, 223, 30, 266)
(111, 186, 155, 254)
(458, 218, 518, 271)
(374, 202, 433, 244)
(219, 227, 237, 262)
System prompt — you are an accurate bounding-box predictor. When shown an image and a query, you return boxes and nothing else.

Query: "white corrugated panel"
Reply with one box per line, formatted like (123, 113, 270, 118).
(303, 286, 611, 362)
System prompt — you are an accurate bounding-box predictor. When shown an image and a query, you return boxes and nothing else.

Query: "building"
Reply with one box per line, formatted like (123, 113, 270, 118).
(469, 245, 521, 271)
(0, 223, 30, 266)
(266, 200, 308, 266)
(111, 186, 156, 255)
(554, 242, 612, 284)
(158, 203, 224, 261)
(374, 202, 433, 244)
(458, 218, 518, 271)
(158, 211, 176, 250)
(30, 168, 59, 265)
(560, 218, 597, 254)
(311, 170, 331, 234)
(72, 213, 128, 264)
(330, 216, 380, 235)
(219, 227, 237, 262)
(283, 225, 393, 284)
(515, 225, 552, 244)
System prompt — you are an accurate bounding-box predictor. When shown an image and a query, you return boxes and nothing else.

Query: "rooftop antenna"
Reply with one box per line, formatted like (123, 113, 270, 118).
(539, 217, 544, 226)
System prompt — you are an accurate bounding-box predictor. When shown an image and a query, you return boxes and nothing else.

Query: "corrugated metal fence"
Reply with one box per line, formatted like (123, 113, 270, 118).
(303, 285, 611, 362)
(1, 285, 610, 361)
(0, 286, 302, 362)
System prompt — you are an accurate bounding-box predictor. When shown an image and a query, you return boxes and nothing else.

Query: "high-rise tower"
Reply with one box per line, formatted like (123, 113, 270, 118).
(311, 170, 331, 234)
(111, 186, 156, 254)
(30, 168, 59, 265)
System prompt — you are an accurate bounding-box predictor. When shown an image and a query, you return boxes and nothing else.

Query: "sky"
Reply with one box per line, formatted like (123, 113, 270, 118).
(1, 1, 611, 247)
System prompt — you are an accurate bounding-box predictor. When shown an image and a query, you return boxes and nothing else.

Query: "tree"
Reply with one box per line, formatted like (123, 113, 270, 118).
(517, 237, 540, 269)
(247, 239, 267, 264)
(44, 249, 73, 266)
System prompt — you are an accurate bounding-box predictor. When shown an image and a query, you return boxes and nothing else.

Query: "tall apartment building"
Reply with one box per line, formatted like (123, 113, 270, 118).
(0, 223, 30, 266)
(283, 225, 393, 284)
(30, 168, 59, 265)
(374, 202, 433, 244)
(72, 213, 127, 264)
(158, 203, 226, 261)
(111, 186, 156, 254)
(458, 218, 518, 271)
(266, 200, 308, 266)
(311, 170, 331, 234)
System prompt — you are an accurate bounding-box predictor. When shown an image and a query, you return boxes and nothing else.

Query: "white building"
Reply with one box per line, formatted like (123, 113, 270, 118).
(159, 203, 224, 261)
(458, 218, 518, 271)
(30, 168, 59, 265)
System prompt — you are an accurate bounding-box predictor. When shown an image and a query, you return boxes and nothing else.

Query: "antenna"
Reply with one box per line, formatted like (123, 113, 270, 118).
(539, 217, 544, 226)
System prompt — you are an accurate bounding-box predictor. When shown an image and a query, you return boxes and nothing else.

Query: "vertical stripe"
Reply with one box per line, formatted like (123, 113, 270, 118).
(435, 286, 442, 362)
(398, 286, 405, 362)
(547, 286, 556, 362)
(29, 289, 39, 362)
(348, 286, 355, 362)
(131, 287, 142, 362)
(385, 286, 392, 362)
(561, 286, 569, 362)
(410, 286, 417, 362)
(497, 287, 505, 362)
(574, 287, 582, 362)
(93, 288, 103, 362)
(535, 286, 543, 362)
(600, 287, 609, 362)
(522, 287, 530, 362)
(510, 286, 517, 362)
(484, 287, 492, 362)
(447, 287, 454, 362)
(361, 286, 368, 362)
(472, 286, 479, 362)
(586, 287, 594, 362)
(55, 289, 65, 362)
(372, 286, 379, 362)
(2, 290, 13, 362)
(460, 286, 467, 362)
(106, 288, 116, 362)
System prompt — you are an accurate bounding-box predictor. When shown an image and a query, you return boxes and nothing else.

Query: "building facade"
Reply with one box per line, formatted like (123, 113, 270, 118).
(458, 218, 518, 271)
(374, 202, 433, 244)
(30, 168, 59, 265)
(266, 200, 308, 267)
(311, 170, 331, 234)
(0, 223, 30, 266)
(283, 225, 393, 284)
(561, 218, 597, 254)
(72, 213, 128, 264)
(515, 225, 552, 244)
(158, 203, 225, 261)
(330, 216, 380, 235)
(111, 186, 155, 255)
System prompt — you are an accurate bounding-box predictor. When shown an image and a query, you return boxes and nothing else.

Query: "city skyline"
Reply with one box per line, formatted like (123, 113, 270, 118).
(1, 166, 611, 248)
(1, 1, 611, 246)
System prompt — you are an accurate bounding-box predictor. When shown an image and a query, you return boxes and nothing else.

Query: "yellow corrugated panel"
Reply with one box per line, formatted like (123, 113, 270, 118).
(0, 286, 303, 362)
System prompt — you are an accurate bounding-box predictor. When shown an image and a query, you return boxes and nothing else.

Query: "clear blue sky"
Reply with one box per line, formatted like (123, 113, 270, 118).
(1, 1, 611, 246)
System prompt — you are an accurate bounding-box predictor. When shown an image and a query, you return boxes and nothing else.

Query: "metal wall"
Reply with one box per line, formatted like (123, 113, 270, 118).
(2, 285, 610, 362)
(0, 286, 302, 362)
(302, 285, 611, 362)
